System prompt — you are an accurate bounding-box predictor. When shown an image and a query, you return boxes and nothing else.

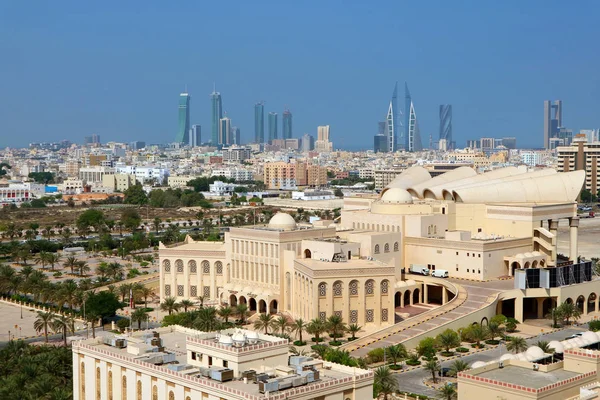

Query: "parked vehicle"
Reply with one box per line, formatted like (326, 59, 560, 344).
(409, 264, 430, 275)
(431, 269, 449, 278)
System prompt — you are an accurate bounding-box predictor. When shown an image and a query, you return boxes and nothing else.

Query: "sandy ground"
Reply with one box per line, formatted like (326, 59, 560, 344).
(556, 217, 600, 259)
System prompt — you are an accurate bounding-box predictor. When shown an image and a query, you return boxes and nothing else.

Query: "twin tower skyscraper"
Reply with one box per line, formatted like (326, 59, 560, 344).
(382, 82, 423, 152)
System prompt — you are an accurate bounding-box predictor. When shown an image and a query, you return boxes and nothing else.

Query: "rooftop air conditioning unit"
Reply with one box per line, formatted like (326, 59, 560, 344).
(533, 364, 539, 371)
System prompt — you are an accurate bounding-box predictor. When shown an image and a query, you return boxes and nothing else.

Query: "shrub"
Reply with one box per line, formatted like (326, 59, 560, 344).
(53, 271, 62, 277)
(485, 339, 500, 345)
(389, 364, 403, 370)
(311, 337, 324, 343)
(367, 348, 385, 363)
(439, 351, 454, 357)
(456, 347, 469, 353)
(329, 340, 343, 346)
(471, 343, 485, 349)
(590, 320, 600, 332)
(417, 337, 437, 359)
(293, 340, 306, 346)
(405, 359, 421, 366)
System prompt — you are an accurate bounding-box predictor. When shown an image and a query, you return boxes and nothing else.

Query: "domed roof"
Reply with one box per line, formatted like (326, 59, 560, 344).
(582, 331, 598, 344)
(268, 212, 297, 230)
(499, 353, 516, 361)
(246, 331, 259, 340)
(470, 361, 486, 369)
(395, 281, 407, 288)
(381, 188, 414, 204)
(218, 335, 233, 345)
(548, 341, 564, 353)
(405, 280, 417, 286)
(526, 346, 545, 359)
(532, 251, 542, 256)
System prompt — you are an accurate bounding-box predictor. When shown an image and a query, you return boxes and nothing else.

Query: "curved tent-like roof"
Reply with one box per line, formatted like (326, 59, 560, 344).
(381, 166, 431, 196)
(406, 166, 476, 199)
(423, 166, 525, 200)
(453, 170, 585, 204)
(441, 169, 556, 200)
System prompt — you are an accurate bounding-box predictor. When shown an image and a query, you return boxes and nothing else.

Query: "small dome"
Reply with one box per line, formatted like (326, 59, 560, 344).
(268, 212, 297, 230)
(526, 346, 545, 359)
(582, 331, 598, 344)
(499, 353, 516, 361)
(562, 340, 574, 350)
(218, 335, 233, 346)
(405, 280, 417, 286)
(470, 361, 486, 369)
(514, 253, 525, 259)
(571, 338, 585, 348)
(232, 331, 246, 347)
(524, 252, 534, 258)
(395, 281, 407, 288)
(548, 341, 564, 353)
(381, 188, 414, 204)
(515, 353, 528, 361)
(532, 251, 542, 256)
(246, 331, 259, 344)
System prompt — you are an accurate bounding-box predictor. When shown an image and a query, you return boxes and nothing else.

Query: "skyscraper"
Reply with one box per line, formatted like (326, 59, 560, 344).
(439, 105, 452, 149)
(211, 86, 223, 144)
(315, 125, 333, 152)
(405, 83, 423, 152)
(544, 100, 562, 149)
(283, 109, 293, 139)
(386, 82, 399, 152)
(189, 124, 201, 147)
(374, 134, 387, 153)
(268, 112, 278, 142)
(176, 92, 191, 143)
(232, 126, 241, 145)
(254, 102, 264, 143)
(301, 133, 314, 152)
(219, 116, 231, 145)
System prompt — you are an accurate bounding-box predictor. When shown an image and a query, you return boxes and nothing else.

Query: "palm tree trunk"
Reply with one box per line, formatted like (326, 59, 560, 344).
(63, 331, 67, 347)
(44, 326, 48, 343)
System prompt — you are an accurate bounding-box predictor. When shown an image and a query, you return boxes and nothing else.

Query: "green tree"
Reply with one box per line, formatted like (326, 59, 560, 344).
(536, 340, 554, 354)
(34, 311, 55, 343)
(131, 308, 149, 330)
(46, 253, 61, 271)
(85, 291, 123, 329)
(487, 322, 506, 341)
(334, 188, 344, 198)
(291, 318, 307, 343)
(117, 318, 131, 332)
(467, 324, 488, 348)
(218, 306, 233, 323)
(438, 383, 458, 400)
(153, 217, 162, 234)
(160, 296, 180, 315)
(236, 303, 248, 324)
(307, 318, 327, 342)
(273, 316, 289, 334)
(193, 307, 221, 331)
(0, 162, 12, 177)
(121, 208, 142, 232)
(417, 336, 438, 358)
(373, 366, 397, 399)
(179, 299, 195, 312)
(77, 260, 90, 276)
(558, 301, 581, 325)
(326, 314, 346, 341)
(28, 172, 55, 184)
(506, 336, 528, 354)
(254, 313, 276, 334)
(386, 343, 408, 368)
(424, 357, 441, 384)
(436, 329, 461, 353)
(123, 184, 148, 205)
(448, 359, 470, 377)
(52, 315, 70, 347)
(76, 209, 106, 233)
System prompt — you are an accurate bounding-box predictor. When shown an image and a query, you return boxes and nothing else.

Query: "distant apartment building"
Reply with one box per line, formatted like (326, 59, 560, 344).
(374, 168, 404, 190)
(60, 177, 85, 194)
(557, 135, 600, 193)
(101, 173, 138, 192)
(296, 162, 327, 187)
(521, 151, 541, 167)
(87, 154, 108, 167)
(115, 165, 169, 185)
(222, 146, 251, 162)
(263, 161, 298, 190)
(315, 125, 333, 152)
(79, 166, 115, 184)
(167, 175, 196, 188)
(301, 133, 314, 152)
(448, 150, 490, 169)
(210, 168, 253, 182)
(63, 160, 81, 177)
(358, 168, 374, 180)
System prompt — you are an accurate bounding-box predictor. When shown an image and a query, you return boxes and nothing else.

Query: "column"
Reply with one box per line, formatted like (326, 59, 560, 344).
(442, 288, 448, 305)
(423, 284, 429, 305)
(584, 298, 589, 315)
(569, 217, 579, 262)
(549, 219, 559, 265)
(537, 298, 544, 319)
(515, 297, 524, 323)
(400, 291, 405, 308)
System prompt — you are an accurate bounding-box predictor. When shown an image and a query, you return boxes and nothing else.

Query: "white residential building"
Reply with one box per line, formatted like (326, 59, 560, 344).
(115, 165, 170, 184)
(521, 151, 541, 167)
(211, 168, 253, 182)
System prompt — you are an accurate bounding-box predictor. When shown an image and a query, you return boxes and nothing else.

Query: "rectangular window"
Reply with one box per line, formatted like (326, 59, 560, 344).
(223, 360, 228, 368)
(456, 252, 459, 255)
(191, 352, 197, 360)
(478, 254, 481, 258)
(467, 269, 469, 273)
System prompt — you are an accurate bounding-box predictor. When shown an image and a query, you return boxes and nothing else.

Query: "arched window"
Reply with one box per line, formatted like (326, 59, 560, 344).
(175, 259, 184, 273)
(381, 280, 389, 294)
(384, 243, 390, 253)
(80, 362, 85, 397)
(365, 279, 375, 295)
(393, 242, 399, 252)
(333, 281, 343, 297)
(215, 261, 223, 275)
(96, 367, 101, 400)
(137, 381, 142, 400)
(318, 282, 327, 297)
(122, 376, 127, 400)
(349, 280, 359, 296)
(163, 260, 171, 273)
(188, 260, 197, 273)
(108, 371, 113, 400)
(169, 391, 175, 400)
(202, 260, 210, 274)
(152, 386, 158, 400)
(374, 244, 380, 254)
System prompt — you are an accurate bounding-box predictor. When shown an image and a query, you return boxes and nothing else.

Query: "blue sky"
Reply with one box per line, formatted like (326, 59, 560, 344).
(1, 1, 599, 149)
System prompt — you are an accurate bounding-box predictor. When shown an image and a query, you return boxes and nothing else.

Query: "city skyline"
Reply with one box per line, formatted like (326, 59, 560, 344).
(1, 3, 600, 149)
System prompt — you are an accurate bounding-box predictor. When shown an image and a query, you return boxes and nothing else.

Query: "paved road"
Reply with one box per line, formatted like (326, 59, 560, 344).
(352, 279, 511, 357)
(395, 325, 588, 397)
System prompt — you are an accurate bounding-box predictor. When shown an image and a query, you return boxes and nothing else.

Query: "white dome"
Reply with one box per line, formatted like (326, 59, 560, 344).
(499, 353, 516, 361)
(232, 331, 246, 347)
(405, 280, 417, 286)
(571, 338, 585, 348)
(218, 335, 233, 345)
(268, 212, 297, 230)
(562, 340, 574, 350)
(532, 251, 542, 256)
(381, 188, 414, 204)
(395, 281, 407, 288)
(515, 353, 528, 361)
(548, 341, 564, 353)
(246, 331, 259, 344)
(595, 332, 600, 341)
(470, 361, 486, 369)
(582, 331, 598, 344)
(526, 346, 545, 359)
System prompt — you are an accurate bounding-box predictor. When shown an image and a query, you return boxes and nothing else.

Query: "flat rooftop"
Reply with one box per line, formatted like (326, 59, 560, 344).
(296, 258, 391, 272)
(473, 365, 580, 389)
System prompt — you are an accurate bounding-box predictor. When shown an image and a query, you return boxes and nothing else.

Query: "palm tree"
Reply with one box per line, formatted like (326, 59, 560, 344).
(87, 311, 100, 338)
(57, 279, 79, 310)
(558, 302, 582, 325)
(536, 340, 554, 354)
(506, 336, 528, 354)
(77, 261, 90, 276)
(137, 286, 153, 309)
(274, 316, 289, 334)
(19, 265, 34, 280)
(153, 217, 162, 234)
(63, 256, 79, 275)
(131, 308, 148, 330)
(196, 295, 206, 309)
(34, 311, 55, 343)
(387, 343, 407, 368)
(119, 283, 132, 303)
(47, 253, 61, 271)
(448, 359, 470, 377)
(160, 296, 180, 315)
(60, 227, 72, 244)
(52, 315, 70, 347)
(424, 358, 441, 384)
(307, 318, 327, 342)
(487, 321, 506, 342)
(218, 306, 233, 323)
(95, 263, 109, 280)
(468, 324, 488, 348)
(436, 328, 461, 353)
(254, 313, 276, 334)
(194, 307, 220, 331)
(179, 299, 195, 312)
(35, 251, 49, 268)
(438, 383, 457, 400)
(326, 315, 346, 341)
(374, 366, 397, 399)
(347, 323, 362, 340)
(236, 304, 248, 324)
(106, 262, 124, 281)
(291, 318, 306, 344)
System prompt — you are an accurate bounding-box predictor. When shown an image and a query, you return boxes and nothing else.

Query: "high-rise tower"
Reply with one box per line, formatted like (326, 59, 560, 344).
(176, 92, 191, 143)
(283, 109, 292, 139)
(439, 105, 452, 149)
(386, 82, 399, 152)
(405, 83, 422, 152)
(210, 85, 222, 144)
(268, 112, 278, 142)
(254, 102, 264, 143)
(544, 100, 563, 149)
(219, 115, 231, 145)
(189, 124, 201, 147)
